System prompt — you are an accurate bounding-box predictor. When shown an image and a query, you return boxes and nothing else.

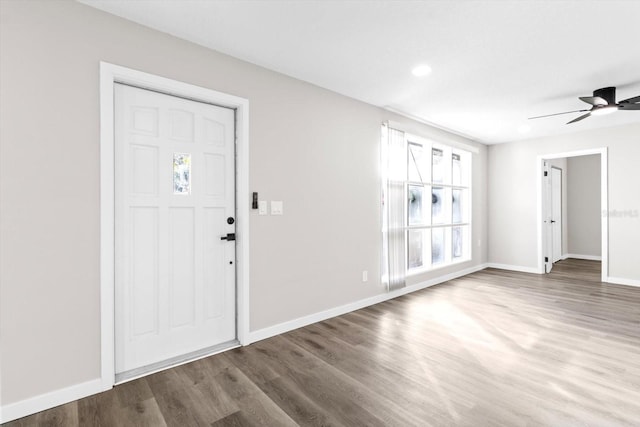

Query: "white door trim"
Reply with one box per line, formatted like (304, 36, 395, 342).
(550, 166, 562, 263)
(100, 62, 250, 391)
(536, 148, 608, 282)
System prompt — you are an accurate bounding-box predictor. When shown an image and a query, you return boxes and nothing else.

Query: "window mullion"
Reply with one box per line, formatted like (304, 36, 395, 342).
(402, 135, 472, 273)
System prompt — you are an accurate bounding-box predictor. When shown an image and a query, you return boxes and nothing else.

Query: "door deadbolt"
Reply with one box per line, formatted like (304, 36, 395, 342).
(227, 217, 235, 224)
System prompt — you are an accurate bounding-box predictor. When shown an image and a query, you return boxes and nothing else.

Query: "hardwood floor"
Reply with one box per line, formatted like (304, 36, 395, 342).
(5, 259, 640, 426)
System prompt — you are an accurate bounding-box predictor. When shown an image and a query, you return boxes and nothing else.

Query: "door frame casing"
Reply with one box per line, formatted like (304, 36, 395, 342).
(536, 148, 607, 281)
(550, 166, 563, 263)
(100, 62, 250, 390)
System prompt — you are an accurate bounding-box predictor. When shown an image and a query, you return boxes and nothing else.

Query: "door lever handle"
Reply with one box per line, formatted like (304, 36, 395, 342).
(550, 220, 556, 223)
(220, 233, 236, 241)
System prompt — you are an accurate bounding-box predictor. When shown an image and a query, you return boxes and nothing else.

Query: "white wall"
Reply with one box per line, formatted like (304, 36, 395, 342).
(488, 123, 640, 278)
(0, 0, 487, 409)
(567, 155, 601, 257)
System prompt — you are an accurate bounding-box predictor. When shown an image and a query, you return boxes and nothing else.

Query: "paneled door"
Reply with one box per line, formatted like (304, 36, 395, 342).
(544, 161, 554, 273)
(114, 83, 236, 376)
(551, 167, 562, 263)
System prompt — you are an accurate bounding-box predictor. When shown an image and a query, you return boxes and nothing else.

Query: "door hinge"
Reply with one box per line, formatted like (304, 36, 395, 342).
(545, 257, 549, 262)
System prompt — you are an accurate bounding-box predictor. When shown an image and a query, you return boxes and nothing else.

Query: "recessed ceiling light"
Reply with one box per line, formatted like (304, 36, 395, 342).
(412, 64, 432, 77)
(518, 125, 531, 134)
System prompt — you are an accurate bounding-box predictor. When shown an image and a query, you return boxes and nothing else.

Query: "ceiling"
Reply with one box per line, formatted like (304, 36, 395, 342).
(79, 0, 640, 144)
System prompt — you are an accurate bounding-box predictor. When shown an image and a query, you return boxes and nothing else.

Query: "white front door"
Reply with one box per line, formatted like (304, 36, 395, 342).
(551, 167, 562, 263)
(114, 83, 236, 375)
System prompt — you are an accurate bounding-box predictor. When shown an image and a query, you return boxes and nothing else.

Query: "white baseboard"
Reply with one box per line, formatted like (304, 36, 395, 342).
(606, 276, 640, 288)
(485, 263, 540, 274)
(1, 378, 105, 424)
(248, 263, 488, 344)
(564, 253, 602, 261)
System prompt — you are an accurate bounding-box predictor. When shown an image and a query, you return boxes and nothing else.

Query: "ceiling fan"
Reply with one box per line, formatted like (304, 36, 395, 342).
(529, 87, 640, 124)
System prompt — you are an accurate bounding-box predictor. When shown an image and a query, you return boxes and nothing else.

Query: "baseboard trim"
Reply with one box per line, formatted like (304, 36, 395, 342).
(564, 254, 602, 261)
(485, 263, 540, 274)
(248, 263, 488, 344)
(1, 378, 104, 424)
(606, 276, 640, 288)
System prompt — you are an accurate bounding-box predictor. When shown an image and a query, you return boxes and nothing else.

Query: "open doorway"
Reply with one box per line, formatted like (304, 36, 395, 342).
(546, 165, 563, 264)
(537, 149, 608, 281)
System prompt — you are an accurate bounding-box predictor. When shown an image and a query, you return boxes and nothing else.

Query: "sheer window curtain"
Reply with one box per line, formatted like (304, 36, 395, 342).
(382, 124, 406, 291)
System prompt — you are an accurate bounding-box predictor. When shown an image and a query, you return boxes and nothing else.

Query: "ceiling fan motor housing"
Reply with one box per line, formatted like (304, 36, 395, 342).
(594, 87, 616, 105)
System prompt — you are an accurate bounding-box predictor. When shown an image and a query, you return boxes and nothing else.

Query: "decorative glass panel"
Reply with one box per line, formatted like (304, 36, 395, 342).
(452, 227, 463, 259)
(432, 187, 445, 224)
(432, 148, 444, 183)
(452, 153, 462, 186)
(173, 153, 191, 195)
(452, 189, 462, 223)
(432, 227, 445, 264)
(408, 143, 427, 183)
(408, 185, 425, 225)
(408, 229, 424, 269)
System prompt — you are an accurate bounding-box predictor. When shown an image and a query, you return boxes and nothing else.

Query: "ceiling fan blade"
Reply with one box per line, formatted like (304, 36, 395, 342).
(567, 112, 591, 124)
(618, 103, 640, 110)
(619, 95, 640, 104)
(528, 109, 589, 120)
(579, 96, 608, 106)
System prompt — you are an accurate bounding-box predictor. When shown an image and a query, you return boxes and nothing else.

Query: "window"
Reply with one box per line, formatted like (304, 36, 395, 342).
(382, 125, 471, 282)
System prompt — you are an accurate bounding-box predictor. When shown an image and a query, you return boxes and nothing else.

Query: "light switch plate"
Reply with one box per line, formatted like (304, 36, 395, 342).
(271, 201, 283, 215)
(258, 200, 267, 215)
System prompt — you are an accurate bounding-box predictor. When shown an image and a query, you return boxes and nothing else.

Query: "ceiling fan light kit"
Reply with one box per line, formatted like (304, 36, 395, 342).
(529, 86, 640, 124)
(591, 106, 617, 116)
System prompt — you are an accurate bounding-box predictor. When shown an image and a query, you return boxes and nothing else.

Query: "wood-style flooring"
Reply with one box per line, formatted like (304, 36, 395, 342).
(5, 259, 640, 426)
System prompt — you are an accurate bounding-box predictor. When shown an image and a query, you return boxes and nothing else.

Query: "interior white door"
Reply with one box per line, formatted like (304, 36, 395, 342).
(543, 162, 553, 273)
(115, 83, 236, 375)
(551, 167, 562, 263)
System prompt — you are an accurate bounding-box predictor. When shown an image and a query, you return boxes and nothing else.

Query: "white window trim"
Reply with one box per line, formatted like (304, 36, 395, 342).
(388, 119, 480, 154)
(407, 256, 474, 277)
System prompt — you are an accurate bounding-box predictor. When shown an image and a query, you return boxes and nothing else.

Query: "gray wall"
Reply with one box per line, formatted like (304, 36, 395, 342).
(567, 155, 601, 257)
(0, 1, 487, 405)
(488, 123, 640, 276)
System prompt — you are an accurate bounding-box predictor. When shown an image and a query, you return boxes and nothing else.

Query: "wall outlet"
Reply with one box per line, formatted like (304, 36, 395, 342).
(362, 270, 368, 282)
